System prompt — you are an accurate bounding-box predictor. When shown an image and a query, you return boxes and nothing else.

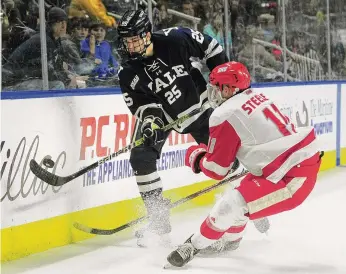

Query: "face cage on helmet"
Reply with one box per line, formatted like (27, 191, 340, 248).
(120, 32, 151, 60)
(207, 83, 225, 108)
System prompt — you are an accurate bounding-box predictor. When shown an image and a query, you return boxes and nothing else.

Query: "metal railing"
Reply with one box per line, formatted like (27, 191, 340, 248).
(252, 38, 324, 82)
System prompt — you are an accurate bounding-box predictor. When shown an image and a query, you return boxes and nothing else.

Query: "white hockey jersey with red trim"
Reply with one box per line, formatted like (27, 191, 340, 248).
(200, 89, 319, 183)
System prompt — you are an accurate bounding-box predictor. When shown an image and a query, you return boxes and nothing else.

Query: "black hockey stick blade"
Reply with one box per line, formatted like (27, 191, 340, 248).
(29, 159, 68, 186)
(73, 170, 248, 236)
(30, 158, 100, 186)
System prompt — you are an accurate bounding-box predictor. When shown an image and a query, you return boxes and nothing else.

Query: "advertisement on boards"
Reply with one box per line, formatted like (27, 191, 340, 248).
(1, 97, 81, 228)
(73, 95, 209, 215)
(2, 84, 339, 229)
(255, 84, 337, 152)
(341, 84, 346, 160)
(1, 95, 208, 228)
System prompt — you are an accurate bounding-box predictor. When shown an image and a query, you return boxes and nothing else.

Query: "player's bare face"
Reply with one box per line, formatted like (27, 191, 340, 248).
(124, 36, 146, 54)
(222, 85, 234, 98)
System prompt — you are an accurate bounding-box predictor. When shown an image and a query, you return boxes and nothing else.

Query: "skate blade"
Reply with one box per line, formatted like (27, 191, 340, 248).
(163, 263, 172, 269)
(163, 262, 185, 269)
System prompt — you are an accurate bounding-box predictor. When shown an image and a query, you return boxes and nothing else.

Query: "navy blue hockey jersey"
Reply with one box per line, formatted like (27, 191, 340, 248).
(118, 27, 228, 132)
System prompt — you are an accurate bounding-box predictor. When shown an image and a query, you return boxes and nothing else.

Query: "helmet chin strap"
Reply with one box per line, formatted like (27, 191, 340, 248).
(142, 37, 152, 56)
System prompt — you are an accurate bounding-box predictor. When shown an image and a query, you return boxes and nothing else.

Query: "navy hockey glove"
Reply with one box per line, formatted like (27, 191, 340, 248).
(141, 116, 165, 146)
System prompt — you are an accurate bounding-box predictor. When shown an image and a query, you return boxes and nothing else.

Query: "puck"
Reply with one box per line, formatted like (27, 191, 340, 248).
(43, 158, 55, 168)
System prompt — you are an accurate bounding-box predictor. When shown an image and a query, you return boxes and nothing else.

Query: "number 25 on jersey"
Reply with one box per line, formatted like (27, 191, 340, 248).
(165, 85, 182, 105)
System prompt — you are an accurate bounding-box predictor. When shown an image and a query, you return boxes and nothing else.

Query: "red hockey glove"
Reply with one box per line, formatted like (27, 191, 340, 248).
(185, 144, 207, 173)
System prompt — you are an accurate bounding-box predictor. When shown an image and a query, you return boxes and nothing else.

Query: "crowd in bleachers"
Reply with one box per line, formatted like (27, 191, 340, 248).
(1, 0, 346, 91)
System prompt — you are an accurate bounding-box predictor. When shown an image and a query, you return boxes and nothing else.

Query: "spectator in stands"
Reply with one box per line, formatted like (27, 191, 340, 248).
(202, 0, 212, 19)
(288, 33, 324, 81)
(237, 26, 282, 81)
(191, 1, 207, 31)
(332, 41, 346, 79)
(153, 0, 173, 31)
(3, 0, 15, 12)
(61, 17, 94, 76)
(61, 18, 83, 67)
(239, 0, 260, 26)
(203, 12, 232, 53)
(81, 21, 118, 78)
(1, 0, 15, 33)
(174, 0, 196, 29)
(271, 34, 282, 61)
(152, 1, 160, 31)
(258, 14, 276, 42)
(321, 31, 346, 79)
(2, 7, 76, 90)
(68, 17, 89, 45)
(2, 7, 36, 59)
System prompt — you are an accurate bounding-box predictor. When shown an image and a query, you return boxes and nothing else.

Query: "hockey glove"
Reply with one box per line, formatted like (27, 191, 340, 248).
(185, 144, 207, 174)
(141, 116, 165, 146)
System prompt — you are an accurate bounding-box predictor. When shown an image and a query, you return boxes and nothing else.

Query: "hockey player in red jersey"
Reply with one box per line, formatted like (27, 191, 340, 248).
(166, 61, 322, 267)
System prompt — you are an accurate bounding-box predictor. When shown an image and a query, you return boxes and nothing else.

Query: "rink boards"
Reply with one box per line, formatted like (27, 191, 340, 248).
(1, 81, 346, 262)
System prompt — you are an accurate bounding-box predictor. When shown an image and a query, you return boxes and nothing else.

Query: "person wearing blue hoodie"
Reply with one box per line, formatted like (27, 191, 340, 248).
(81, 21, 118, 78)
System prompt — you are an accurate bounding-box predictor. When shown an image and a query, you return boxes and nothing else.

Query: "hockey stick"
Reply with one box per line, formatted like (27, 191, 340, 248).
(73, 169, 248, 236)
(29, 105, 209, 187)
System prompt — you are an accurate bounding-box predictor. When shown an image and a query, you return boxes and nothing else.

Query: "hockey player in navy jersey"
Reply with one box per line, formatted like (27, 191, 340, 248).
(117, 9, 228, 245)
(117, 9, 269, 246)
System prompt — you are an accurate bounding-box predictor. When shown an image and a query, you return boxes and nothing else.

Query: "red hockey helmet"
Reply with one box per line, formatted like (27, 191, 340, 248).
(207, 62, 251, 107)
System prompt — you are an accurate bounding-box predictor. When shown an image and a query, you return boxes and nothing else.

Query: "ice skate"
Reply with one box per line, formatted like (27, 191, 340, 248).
(166, 236, 199, 267)
(199, 237, 242, 254)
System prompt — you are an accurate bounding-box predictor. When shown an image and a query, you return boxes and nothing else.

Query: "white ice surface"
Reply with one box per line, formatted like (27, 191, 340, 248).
(2, 168, 346, 274)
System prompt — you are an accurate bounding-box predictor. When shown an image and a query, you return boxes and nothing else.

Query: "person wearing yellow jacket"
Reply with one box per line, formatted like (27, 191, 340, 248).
(68, 0, 116, 27)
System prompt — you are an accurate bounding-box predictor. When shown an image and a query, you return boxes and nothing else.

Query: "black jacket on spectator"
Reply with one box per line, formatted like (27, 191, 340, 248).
(3, 25, 36, 59)
(2, 29, 69, 87)
(61, 36, 83, 66)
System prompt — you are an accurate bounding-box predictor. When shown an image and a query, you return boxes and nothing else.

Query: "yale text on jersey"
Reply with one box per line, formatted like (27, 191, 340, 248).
(148, 64, 188, 93)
